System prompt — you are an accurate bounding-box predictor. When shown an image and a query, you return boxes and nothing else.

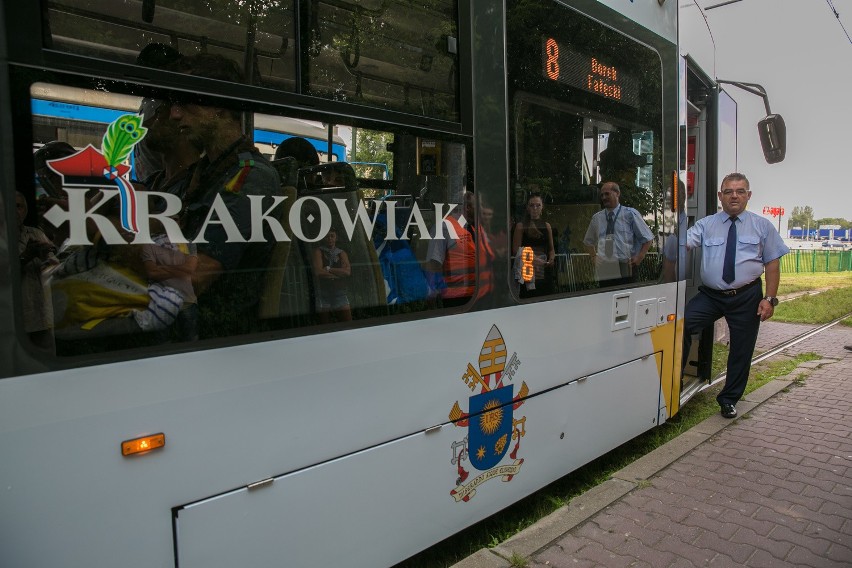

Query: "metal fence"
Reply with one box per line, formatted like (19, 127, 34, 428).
(780, 249, 852, 273)
(554, 252, 663, 292)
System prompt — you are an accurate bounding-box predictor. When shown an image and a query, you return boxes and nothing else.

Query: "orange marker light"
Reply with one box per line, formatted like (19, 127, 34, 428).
(121, 433, 165, 456)
(667, 314, 676, 322)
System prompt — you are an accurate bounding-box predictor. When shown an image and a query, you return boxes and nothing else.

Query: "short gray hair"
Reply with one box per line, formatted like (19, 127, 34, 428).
(721, 172, 750, 190)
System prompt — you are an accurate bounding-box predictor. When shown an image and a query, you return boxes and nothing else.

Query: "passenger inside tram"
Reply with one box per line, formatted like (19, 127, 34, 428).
(16, 191, 58, 352)
(168, 53, 284, 338)
(512, 192, 556, 297)
(311, 227, 352, 323)
(583, 181, 653, 287)
(274, 136, 321, 168)
(425, 191, 494, 308)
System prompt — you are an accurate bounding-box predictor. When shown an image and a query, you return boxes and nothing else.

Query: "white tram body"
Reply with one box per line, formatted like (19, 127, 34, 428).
(0, 0, 743, 566)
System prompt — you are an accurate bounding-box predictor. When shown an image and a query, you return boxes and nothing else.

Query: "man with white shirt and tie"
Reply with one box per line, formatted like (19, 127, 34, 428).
(583, 181, 653, 286)
(684, 172, 789, 418)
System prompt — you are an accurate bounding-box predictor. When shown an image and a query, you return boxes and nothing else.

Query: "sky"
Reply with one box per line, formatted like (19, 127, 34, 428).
(680, 0, 852, 227)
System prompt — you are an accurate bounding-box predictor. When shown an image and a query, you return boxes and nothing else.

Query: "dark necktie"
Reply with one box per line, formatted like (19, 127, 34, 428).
(722, 216, 737, 284)
(605, 211, 615, 256)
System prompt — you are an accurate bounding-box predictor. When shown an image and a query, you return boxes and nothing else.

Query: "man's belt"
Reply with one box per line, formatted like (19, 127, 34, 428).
(700, 278, 761, 297)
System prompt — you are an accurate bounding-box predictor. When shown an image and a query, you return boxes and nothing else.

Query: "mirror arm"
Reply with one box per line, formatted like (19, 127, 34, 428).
(716, 79, 772, 115)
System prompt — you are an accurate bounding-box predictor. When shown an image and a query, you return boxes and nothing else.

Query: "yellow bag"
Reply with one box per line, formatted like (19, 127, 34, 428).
(52, 263, 149, 330)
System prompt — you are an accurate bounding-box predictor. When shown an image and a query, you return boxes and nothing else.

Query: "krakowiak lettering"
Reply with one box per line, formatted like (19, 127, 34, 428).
(42, 188, 464, 246)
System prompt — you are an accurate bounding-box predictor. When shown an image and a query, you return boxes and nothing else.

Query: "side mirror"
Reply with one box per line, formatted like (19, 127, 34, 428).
(758, 114, 786, 164)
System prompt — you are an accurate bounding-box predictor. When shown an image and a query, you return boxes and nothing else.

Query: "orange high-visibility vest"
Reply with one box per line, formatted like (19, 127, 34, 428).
(442, 216, 494, 300)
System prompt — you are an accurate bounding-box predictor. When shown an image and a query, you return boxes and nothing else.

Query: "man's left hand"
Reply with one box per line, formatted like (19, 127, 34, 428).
(757, 299, 775, 322)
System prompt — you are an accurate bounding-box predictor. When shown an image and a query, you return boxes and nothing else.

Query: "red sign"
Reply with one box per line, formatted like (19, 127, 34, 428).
(762, 206, 784, 217)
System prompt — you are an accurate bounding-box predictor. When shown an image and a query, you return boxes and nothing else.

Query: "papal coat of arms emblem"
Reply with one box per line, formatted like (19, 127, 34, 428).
(448, 325, 528, 502)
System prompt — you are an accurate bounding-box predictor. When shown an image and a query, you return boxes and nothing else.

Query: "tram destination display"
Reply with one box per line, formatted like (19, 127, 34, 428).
(541, 36, 641, 108)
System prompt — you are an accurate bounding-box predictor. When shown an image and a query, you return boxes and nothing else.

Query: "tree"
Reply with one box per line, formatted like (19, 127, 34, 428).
(787, 205, 815, 230)
(352, 128, 394, 178)
(815, 218, 852, 230)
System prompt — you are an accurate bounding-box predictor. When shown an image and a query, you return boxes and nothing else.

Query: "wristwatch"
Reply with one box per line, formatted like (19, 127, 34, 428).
(763, 296, 779, 307)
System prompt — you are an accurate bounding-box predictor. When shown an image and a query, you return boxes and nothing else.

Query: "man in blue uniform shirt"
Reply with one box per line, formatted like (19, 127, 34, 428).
(583, 181, 654, 286)
(684, 172, 789, 418)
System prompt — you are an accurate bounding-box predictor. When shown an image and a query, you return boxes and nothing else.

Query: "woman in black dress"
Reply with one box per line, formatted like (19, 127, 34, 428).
(512, 193, 555, 297)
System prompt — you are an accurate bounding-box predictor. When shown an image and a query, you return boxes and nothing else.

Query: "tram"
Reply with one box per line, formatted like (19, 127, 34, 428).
(0, 1, 782, 567)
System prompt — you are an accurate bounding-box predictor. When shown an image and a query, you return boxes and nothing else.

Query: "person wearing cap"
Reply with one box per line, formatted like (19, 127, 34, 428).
(683, 172, 789, 419)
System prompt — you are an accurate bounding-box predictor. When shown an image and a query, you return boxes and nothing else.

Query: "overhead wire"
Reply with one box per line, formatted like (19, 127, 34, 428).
(825, 0, 852, 44)
(692, 0, 716, 76)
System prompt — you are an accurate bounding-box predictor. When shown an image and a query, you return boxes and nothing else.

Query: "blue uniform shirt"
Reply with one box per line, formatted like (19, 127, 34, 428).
(583, 205, 654, 261)
(687, 210, 789, 290)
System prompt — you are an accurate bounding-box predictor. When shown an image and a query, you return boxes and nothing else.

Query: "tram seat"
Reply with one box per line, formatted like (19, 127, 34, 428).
(270, 155, 299, 188)
(259, 158, 302, 319)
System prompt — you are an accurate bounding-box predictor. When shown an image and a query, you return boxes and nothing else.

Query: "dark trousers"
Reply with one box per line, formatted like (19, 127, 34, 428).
(683, 280, 762, 406)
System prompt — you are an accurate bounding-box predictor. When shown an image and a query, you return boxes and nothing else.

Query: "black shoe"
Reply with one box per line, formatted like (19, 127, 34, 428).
(845, 345, 852, 352)
(720, 404, 737, 419)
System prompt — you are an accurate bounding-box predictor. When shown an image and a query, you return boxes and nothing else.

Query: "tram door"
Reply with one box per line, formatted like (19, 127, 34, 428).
(680, 58, 731, 401)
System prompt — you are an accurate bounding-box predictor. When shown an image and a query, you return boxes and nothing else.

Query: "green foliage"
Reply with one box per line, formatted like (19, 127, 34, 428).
(352, 128, 394, 178)
(787, 205, 815, 230)
(815, 217, 852, 230)
(789, 205, 852, 230)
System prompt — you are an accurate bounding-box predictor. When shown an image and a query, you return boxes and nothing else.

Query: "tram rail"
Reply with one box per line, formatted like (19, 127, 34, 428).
(706, 311, 852, 390)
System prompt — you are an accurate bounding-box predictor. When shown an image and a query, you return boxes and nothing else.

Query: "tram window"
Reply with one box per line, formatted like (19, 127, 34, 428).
(17, 73, 475, 359)
(507, 0, 665, 297)
(41, 0, 460, 122)
(306, 0, 460, 121)
(43, 0, 296, 90)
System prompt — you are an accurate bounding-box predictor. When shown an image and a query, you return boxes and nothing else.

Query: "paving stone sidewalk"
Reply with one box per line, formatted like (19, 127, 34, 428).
(456, 321, 852, 568)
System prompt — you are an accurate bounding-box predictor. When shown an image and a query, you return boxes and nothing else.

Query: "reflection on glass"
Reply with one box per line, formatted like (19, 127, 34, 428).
(507, 0, 664, 296)
(43, 0, 459, 120)
(24, 81, 473, 356)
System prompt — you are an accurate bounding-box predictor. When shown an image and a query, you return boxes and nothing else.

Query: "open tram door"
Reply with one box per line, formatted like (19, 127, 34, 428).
(679, 56, 738, 402)
(679, 56, 787, 405)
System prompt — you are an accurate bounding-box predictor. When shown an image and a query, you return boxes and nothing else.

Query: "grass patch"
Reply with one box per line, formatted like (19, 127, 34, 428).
(395, 351, 820, 568)
(792, 373, 808, 386)
(774, 286, 852, 325)
(777, 272, 852, 296)
(743, 353, 820, 395)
